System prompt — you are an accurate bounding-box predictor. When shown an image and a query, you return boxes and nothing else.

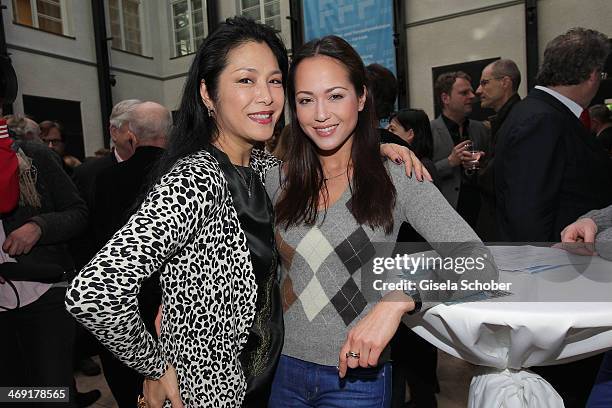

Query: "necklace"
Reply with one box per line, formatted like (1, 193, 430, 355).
(212, 141, 254, 198)
(232, 163, 253, 198)
(323, 167, 348, 181)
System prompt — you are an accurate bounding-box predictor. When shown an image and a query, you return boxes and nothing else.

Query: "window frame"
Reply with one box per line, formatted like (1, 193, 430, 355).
(12, 0, 70, 36)
(238, 0, 281, 32)
(170, 0, 208, 58)
(108, 0, 146, 56)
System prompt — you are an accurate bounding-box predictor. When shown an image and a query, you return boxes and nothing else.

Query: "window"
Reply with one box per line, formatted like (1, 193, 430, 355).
(109, 0, 143, 54)
(171, 0, 207, 57)
(12, 0, 66, 35)
(240, 0, 280, 31)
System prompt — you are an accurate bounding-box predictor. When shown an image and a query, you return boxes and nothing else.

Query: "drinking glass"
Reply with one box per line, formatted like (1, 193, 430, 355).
(464, 141, 481, 176)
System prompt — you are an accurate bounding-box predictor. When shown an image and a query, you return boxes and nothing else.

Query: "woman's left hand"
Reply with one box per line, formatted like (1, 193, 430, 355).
(143, 364, 184, 408)
(338, 292, 415, 378)
(380, 143, 432, 182)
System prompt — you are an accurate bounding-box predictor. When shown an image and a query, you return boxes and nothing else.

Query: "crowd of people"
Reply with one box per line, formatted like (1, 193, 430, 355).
(0, 99, 173, 407)
(0, 15, 611, 408)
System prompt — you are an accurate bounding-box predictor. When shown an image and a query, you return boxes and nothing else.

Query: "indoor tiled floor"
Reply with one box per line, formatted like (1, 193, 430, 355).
(76, 352, 477, 408)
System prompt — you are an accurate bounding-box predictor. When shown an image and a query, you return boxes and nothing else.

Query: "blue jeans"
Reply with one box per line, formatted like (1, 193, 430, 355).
(269, 355, 392, 408)
(587, 351, 612, 407)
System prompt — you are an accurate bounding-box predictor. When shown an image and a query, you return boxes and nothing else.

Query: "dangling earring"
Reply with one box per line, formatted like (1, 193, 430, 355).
(207, 108, 213, 117)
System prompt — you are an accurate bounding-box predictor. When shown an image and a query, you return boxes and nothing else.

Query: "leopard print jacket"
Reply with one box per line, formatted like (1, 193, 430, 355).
(66, 148, 280, 407)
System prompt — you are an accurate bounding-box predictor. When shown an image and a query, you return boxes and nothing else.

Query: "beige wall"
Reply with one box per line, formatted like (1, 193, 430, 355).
(111, 74, 164, 107)
(405, 3, 526, 119)
(405, 0, 515, 24)
(8, 49, 104, 156)
(163, 76, 191, 112)
(538, 0, 611, 57)
(219, 1, 239, 21)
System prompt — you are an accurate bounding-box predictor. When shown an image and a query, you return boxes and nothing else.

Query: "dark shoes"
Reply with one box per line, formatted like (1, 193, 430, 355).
(76, 389, 102, 408)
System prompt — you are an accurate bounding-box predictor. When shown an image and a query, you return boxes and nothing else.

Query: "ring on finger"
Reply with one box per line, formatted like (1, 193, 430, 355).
(346, 351, 361, 359)
(137, 395, 148, 408)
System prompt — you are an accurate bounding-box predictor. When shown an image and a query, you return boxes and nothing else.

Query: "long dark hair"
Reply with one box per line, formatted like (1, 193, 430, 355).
(275, 35, 396, 233)
(390, 108, 434, 159)
(148, 17, 288, 188)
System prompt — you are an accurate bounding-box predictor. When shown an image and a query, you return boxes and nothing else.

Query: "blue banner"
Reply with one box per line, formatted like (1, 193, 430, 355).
(302, 0, 396, 74)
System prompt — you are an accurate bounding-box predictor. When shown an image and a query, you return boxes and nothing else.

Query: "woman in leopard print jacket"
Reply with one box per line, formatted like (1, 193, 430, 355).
(66, 18, 288, 408)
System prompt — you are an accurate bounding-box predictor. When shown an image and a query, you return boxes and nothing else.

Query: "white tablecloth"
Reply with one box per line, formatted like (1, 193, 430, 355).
(403, 246, 612, 407)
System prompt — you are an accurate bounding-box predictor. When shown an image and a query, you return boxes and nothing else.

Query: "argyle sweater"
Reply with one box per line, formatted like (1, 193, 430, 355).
(265, 161, 497, 367)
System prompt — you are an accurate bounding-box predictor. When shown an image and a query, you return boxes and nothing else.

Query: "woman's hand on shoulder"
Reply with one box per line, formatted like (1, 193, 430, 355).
(143, 363, 184, 408)
(337, 291, 415, 378)
(380, 144, 432, 182)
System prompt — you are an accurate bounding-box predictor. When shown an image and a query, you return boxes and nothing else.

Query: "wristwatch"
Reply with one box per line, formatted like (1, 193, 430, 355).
(404, 286, 422, 315)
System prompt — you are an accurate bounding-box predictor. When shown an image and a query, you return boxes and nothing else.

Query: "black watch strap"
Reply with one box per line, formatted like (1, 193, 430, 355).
(405, 287, 422, 315)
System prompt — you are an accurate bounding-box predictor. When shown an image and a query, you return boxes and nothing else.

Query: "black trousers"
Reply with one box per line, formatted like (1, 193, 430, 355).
(99, 348, 143, 408)
(0, 286, 76, 407)
(457, 182, 481, 229)
(391, 323, 438, 408)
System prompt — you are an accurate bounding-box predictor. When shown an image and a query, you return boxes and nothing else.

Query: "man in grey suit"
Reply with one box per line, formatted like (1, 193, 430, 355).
(431, 71, 490, 227)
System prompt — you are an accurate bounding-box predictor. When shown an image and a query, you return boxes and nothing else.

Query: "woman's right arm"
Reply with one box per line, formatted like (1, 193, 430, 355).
(65, 156, 218, 379)
(392, 166, 498, 308)
(581, 205, 612, 232)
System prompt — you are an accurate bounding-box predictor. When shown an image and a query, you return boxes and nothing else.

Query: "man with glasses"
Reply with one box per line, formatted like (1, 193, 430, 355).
(40, 120, 82, 173)
(476, 59, 522, 136)
(495, 27, 612, 407)
(474, 59, 522, 241)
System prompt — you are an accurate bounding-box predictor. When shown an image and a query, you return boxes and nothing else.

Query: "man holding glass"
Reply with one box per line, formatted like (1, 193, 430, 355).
(431, 71, 490, 228)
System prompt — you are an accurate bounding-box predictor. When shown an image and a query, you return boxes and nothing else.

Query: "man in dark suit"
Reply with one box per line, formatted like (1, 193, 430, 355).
(431, 71, 490, 227)
(474, 59, 522, 241)
(92, 100, 171, 408)
(495, 27, 612, 407)
(495, 28, 612, 243)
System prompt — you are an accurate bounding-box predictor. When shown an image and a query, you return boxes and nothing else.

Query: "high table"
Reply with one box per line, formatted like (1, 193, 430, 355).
(403, 246, 612, 407)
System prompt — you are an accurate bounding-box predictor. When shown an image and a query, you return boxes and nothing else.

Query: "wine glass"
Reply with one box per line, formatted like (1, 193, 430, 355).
(463, 141, 481, 176)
